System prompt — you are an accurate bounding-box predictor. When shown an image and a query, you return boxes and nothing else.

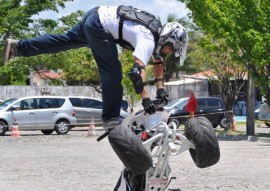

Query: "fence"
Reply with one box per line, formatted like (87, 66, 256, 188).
(0, 85, 102, 100)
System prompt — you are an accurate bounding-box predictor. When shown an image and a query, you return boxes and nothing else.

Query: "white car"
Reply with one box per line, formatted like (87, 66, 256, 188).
(0, 96, 77, 136)
(67, 96, 129, 126)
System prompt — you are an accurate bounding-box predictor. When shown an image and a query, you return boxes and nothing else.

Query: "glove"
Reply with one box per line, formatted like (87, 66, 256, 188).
(156, 88, 169, 104)
(142, 98, 156, 114)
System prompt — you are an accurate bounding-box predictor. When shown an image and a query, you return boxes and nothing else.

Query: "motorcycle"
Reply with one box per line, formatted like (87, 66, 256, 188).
(98, 102, 220, 191)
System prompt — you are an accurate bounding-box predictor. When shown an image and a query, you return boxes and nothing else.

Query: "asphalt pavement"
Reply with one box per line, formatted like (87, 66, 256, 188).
(0, 125, 270, 191)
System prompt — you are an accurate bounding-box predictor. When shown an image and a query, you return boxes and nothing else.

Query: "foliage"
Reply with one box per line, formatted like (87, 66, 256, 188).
(0, 0, 74, 38)
(179, 0, 270, 103)
(189, 34, 247, 110)
(119, 49, 140, 112)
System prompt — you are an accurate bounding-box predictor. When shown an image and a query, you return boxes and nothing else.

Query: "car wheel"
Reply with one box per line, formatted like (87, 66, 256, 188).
(54, 119, 70, 135)
(185, 117, 220, 168)
(0, 121, 7, 136)
(168, 118, 180, 129)
(264, 122, 270, 127)
(219, 117, 230, 129)
(41, 130, 54, 135)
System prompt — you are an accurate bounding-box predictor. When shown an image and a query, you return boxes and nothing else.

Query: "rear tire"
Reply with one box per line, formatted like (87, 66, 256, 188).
(185, 117, 220, 168)
(219, 117, 230, 129)
(108, 124, 152, 175)
(41, 130, 54, 135)
(54, 119, 70, 135)
(264, 122, 270, 127)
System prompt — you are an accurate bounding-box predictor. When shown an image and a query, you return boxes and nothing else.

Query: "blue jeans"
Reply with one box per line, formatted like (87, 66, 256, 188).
(18, 7, 123, 121)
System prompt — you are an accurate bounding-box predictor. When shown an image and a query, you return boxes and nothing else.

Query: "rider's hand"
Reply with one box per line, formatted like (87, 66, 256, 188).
(156, 88, 169, 104)
(142, 98, 156, 114)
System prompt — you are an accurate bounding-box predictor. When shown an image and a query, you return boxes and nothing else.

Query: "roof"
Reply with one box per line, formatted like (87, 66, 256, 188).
(34, 70, 63, 79)
(164, 76, 208, 86)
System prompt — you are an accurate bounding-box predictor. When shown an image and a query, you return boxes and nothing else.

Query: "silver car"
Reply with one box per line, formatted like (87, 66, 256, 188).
(0, 96, 77, 136)
(67, 96, 129, 126)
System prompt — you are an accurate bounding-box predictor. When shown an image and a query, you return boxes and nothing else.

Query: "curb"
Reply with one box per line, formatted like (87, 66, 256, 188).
(247, 136, 270, 143)
(217, 133, 270, 143)
(217, 134, 248, 141)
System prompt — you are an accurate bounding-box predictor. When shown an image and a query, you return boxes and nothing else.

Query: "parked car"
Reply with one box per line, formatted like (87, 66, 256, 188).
(0, 96, 76, 136)
(164, 97, 231, 128)
(254, 103, 270, 127)
(67, 96, 129, 126)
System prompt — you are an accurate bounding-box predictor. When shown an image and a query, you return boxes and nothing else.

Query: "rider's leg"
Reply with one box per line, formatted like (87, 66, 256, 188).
(3, 8, 103, 60)
(83, 7, 123, 127)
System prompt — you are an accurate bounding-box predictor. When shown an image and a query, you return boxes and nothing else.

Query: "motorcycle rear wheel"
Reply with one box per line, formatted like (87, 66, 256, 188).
(108, 124, 152, 175)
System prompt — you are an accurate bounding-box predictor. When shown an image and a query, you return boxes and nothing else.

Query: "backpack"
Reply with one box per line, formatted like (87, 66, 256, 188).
(116, 5, 162, 50)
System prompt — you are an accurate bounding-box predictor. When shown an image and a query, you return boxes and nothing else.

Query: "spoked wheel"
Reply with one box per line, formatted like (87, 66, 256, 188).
(185, 117, 220, 168)
(219, 117, 230, 129)
(54, 119, 70, 135)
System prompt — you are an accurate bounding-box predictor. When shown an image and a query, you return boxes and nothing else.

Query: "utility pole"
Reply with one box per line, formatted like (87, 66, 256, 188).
(246, 73, 255, 135)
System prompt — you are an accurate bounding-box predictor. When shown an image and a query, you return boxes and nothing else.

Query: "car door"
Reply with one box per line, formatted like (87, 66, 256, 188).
(34, 98, 56, 129)
(196, 98, 207, 117)
(68, 98, 85, 126)
(83, 98, 103, 124)
(205, 98, 224, 124)
(10, 98, 37, 130)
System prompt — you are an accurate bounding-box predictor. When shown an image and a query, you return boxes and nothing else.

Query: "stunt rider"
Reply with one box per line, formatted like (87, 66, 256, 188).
(3, 5, 188, 175)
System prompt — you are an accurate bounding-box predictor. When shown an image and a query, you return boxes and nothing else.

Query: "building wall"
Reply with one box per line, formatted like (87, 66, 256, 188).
(0, 86, 102, 100)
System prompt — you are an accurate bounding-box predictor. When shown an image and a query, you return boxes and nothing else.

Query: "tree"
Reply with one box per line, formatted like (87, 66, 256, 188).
(0, 0, 74, 39)
(0, 4, 101, 88)
(190, 34, 247, 110)
(119, 49, 141, 112)
(179, 0, 270, 103)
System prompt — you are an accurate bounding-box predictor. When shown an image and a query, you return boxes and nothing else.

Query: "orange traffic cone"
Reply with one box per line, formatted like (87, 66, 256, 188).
(232, 115, 237, 131)
(87, 117, 96, 137)
(11, 121, 20, 137)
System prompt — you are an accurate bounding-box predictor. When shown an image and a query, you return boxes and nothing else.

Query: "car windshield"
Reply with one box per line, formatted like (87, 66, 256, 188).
(0, 98, 17, 110)
(166, 98, 188, 108)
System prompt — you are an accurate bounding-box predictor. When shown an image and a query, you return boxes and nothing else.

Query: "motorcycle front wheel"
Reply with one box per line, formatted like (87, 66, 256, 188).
(185, 117, 220, 168)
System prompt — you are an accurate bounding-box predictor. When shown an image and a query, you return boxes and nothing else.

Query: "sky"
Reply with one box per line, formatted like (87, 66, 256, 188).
(32, 0, 190, 24)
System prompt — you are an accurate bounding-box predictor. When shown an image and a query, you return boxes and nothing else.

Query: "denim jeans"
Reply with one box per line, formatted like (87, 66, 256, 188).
(18, 7, 123, 121)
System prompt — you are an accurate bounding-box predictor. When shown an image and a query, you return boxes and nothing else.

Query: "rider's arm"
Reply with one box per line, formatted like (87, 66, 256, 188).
(153, 63, 164, 89)
(133, 57, 148, 99)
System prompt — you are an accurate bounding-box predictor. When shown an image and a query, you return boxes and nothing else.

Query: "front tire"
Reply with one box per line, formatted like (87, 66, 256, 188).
(185, 117, 220, 168)
(0, 121, 7, 136)
(54, 119, 70, 135)
(41, 130, 54, 135)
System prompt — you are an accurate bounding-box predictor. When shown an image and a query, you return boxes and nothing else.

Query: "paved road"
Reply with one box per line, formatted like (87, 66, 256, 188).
(1, 129, 270, 191)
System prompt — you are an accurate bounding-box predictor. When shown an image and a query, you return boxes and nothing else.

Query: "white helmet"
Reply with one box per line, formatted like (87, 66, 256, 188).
(155, 22, 188, 66)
